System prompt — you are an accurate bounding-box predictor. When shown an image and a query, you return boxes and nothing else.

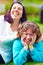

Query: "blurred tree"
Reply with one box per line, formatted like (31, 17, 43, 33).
(40, 6, 43, 23)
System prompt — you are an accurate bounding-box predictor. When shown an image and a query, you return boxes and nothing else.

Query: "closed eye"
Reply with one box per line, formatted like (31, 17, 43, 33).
(12, 6, 16, 9)
(18, 7, 23, 11)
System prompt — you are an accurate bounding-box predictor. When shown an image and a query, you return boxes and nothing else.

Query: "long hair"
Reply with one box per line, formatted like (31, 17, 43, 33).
(4, 2, 27, 23)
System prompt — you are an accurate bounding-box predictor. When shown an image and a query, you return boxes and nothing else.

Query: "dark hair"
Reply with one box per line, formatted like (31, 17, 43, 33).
(17, 21, 41, 41)
(4, 2, 27, 23)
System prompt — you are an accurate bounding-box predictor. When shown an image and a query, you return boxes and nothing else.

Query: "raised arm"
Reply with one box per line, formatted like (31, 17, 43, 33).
(13, 38, 29, 65)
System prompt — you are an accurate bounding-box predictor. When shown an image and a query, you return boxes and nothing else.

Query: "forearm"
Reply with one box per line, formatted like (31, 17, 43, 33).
(13, 47, 29, 65)
(29, 47, 43, 62)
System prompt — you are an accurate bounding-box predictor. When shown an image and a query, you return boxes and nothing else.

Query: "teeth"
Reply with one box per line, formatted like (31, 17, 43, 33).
(14, 12, 19, 16)
(14, 14, 17, 16)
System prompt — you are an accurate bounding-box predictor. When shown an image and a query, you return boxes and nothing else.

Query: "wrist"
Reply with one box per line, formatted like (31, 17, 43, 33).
(24, 45, 28, 50)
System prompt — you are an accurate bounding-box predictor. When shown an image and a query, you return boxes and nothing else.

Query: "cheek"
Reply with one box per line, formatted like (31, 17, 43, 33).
(10, 10, 13, 16)
(21, 35, 26, 41)
(32, 35, 36, 42)
(19, 11, 23, 17)
(23, 37, 26, 42)
(11, 10, 14, 14)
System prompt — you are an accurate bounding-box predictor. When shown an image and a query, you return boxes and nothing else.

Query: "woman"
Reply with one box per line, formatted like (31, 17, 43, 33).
(0, 2, 26, 64)
(13, 21, 43, 65)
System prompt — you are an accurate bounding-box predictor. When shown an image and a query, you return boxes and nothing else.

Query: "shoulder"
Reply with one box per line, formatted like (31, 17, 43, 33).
(36, 39, 43, 45)
(13, 38, 23, 47)
(13, 38, 21, 44)
(14, 38, 21, 42)
(0, 15, 5, 22)
(0, 15, 4, 19)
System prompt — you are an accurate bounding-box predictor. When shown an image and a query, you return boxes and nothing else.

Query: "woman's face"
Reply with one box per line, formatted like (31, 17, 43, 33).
(21, 29, 37, 45)
(10, 3, 23, 20)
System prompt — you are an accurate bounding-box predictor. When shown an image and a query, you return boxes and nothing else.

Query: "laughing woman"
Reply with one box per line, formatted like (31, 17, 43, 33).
(0, 2, 27, 64)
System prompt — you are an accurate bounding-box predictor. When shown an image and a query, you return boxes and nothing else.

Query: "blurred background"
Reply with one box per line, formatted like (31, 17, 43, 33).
(0, 0, 43, 65)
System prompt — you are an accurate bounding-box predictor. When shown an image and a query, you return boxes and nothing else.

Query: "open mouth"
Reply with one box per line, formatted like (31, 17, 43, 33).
(12, 11, 19, 16)
(23, 37, 32, 45)
(13, 12, 19, 16)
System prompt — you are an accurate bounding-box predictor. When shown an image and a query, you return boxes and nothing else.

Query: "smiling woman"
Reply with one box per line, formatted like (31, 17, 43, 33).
(10, 3, 23, 21)
(0, 2, 27, 64)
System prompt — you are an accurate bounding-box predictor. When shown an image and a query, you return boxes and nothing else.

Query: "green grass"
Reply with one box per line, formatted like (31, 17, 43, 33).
(1, 61, 43, 65)
(24, 62, 43, 65)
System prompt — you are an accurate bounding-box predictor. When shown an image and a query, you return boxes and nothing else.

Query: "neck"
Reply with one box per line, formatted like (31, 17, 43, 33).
(10, 20, 20, 31)
(13, 19, 20, 24)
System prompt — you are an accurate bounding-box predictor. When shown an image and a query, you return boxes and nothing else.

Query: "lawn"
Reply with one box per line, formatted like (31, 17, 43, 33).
(1, 61, 43, 65)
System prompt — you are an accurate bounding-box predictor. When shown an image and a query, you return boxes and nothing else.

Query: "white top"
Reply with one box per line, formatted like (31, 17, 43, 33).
(0, 15, 18, 40)
(0, 15, 17, 63)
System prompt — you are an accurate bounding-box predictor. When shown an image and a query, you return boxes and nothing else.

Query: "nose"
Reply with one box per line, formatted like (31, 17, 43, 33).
(26, 35, 30, 39)
(15, 8, 18, 12)
(26, 35, 32, 41)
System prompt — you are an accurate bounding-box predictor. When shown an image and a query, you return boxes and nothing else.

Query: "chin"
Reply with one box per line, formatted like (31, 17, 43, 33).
(14, 17, 19, 20)
(12, 17, 18, 19)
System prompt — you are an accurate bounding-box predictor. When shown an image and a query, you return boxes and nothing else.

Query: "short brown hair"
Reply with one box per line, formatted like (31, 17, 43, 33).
(17, 21, 41, 41)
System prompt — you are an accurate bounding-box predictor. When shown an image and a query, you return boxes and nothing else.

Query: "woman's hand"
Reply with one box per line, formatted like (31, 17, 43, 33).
(21, 38, 29, 50)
